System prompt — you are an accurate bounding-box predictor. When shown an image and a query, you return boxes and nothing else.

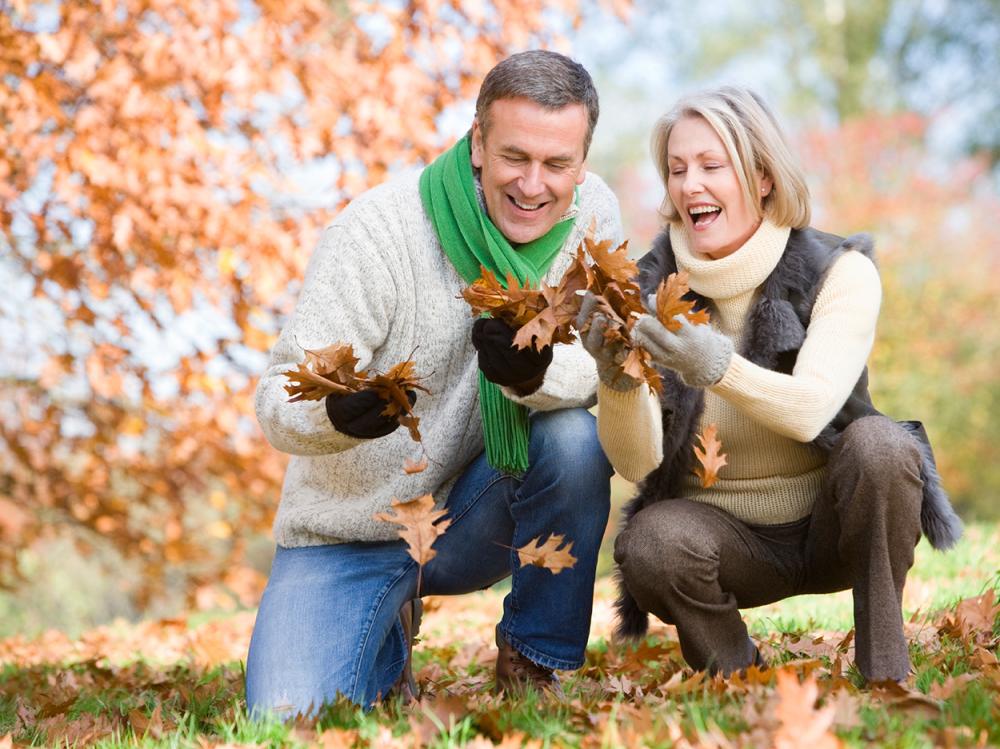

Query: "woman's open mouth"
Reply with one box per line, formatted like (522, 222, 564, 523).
(689, 205, 721, 229)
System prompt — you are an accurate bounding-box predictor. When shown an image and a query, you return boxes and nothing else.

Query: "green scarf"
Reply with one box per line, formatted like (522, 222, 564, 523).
(419, 134, 576, 473)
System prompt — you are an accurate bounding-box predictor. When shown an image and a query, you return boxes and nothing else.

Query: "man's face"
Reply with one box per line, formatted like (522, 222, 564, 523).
(471, 97, 588, 245)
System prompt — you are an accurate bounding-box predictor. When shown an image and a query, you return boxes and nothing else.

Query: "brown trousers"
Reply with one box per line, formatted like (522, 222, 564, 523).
(614, 415, 924, 681)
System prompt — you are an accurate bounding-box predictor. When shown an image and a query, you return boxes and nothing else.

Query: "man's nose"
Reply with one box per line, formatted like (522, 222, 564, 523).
(518, 163, 545, 198)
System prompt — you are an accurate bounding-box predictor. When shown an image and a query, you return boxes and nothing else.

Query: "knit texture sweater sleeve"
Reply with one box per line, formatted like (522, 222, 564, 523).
(596, 383, 663, 482)
(254, 224, 397, 455)
(710, 250, 882, 442)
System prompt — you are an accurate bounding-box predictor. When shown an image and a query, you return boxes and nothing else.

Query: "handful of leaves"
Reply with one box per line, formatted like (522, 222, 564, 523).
(462, 230, 713, 395)
(282, 342, 429, 442)
(460, 246, 590, 353)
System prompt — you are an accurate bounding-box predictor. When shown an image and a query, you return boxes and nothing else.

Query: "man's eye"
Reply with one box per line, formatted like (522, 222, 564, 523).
(504, 155, 527, 164)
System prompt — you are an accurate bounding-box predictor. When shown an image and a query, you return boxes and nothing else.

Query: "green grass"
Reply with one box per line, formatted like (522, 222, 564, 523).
(2, 523, 998, 748)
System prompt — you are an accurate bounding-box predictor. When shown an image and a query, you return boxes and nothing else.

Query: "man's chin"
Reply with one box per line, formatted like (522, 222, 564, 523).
(499, 216, 556, 245)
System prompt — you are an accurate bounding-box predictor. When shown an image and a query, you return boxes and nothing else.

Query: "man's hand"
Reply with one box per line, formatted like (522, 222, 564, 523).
(576, 292, 640, 392)
(471, 318, 552, 393)
(632, 313, 734, 388)
(326, 389, 417, 439)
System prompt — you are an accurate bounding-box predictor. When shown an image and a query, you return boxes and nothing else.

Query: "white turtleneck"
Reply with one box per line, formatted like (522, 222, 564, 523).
(597, 219, 881, 524)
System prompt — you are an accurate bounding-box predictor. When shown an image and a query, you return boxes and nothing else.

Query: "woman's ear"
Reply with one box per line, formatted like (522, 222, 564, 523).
(759, 173, 774, 199)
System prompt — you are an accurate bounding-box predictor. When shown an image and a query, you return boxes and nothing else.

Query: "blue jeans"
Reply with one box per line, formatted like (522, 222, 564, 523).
(245, 408, 612, 715)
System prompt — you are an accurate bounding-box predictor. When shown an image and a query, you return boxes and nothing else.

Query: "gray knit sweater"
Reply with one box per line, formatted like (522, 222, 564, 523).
(255, 169, 623, 547)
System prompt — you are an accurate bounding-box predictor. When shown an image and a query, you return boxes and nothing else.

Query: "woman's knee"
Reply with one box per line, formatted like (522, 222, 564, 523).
(615, 500, 720, 585)
(835, 416, 921, 477)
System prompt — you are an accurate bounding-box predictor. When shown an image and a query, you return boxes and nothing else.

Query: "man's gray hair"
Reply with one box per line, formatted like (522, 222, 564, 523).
(475, 50, 599, 156)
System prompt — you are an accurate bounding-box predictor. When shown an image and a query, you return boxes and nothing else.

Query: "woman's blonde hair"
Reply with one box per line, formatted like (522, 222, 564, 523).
(651, 86, 810, 229)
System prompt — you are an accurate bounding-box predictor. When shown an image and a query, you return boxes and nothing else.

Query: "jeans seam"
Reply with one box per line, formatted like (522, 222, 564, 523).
(349, 558, 415, 703)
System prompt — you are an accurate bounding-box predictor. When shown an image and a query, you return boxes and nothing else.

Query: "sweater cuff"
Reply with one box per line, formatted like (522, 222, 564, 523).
(596, 382, 663, 483)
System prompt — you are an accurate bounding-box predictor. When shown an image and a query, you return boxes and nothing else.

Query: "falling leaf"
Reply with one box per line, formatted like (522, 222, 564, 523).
(373, 494, 451, 592)
(693, 424, 728, 488)
(655, 271, 711, 332)
(515, 534, 577, 574)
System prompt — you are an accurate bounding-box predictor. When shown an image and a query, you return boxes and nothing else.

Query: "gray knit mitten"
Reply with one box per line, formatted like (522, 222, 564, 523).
(576, 292, 640, 392)
(632, 313, 734, 388)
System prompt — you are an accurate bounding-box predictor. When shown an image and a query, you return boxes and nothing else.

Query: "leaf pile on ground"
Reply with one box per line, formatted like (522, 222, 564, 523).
(2, 563, 998, 748)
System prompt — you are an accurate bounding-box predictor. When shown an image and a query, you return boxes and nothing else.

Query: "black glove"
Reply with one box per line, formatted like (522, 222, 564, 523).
(325, 389, 417, 439)
(471, 317, 553, 389)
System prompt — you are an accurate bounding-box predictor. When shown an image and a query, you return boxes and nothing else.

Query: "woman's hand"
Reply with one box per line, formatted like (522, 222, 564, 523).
(576, 292, 641, 392)
(632, 311, 734, 388)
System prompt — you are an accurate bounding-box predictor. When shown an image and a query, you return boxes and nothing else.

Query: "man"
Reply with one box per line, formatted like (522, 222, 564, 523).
(246, 50, 623, 715)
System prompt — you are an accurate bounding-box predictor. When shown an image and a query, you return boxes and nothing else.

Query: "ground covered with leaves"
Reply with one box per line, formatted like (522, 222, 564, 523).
(1, 526, 998, 748)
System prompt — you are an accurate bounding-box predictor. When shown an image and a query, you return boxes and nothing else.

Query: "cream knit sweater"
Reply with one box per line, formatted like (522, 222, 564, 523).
(255, 169, 623, 547)
(598, 220, 881, 524)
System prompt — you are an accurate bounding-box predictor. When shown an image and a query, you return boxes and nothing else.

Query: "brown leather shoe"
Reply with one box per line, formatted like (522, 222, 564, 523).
(387, 598, 422, 703)
(494, 627, 562, 697)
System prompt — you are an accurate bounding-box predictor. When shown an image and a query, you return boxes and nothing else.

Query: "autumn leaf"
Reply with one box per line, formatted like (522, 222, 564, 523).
(772, 669, 842, 749)
(373, 494, 451, 593)
(463, 251, 589, 353)
(515, 534, 577, 574)
(283, 342, 365, 402)
(655, 271, 711, 332)
(461, 267, 547, 327)
(367, 359, 432, 442)
(283, 342, 430, 441)
(693, 423, 728, 488)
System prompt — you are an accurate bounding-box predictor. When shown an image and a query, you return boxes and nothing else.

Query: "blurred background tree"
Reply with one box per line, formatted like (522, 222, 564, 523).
(1, 0, 996, 635)
(0, 0, 627, 631)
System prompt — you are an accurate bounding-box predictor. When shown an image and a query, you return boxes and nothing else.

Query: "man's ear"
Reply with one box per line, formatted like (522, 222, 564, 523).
(470, 118, 484, 169)
(575, 160, 587, 186)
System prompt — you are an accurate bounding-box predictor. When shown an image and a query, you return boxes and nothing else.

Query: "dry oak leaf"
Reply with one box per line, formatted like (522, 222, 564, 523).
(373, 494, 452, 568)
(461, 267, 546, 327)
(693, 423, 728, 488)
(283, 342, 430, 442)
(283, 342, 363, 402)
(367, 359, 431, 442)
(773, 669, 842, 749)
(512, 247, 591, 351)
(655, 271, 711, 332)
(515, 534, 577, 574)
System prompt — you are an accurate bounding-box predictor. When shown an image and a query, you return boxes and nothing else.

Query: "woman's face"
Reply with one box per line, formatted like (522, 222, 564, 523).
(665, 115, 771, 259)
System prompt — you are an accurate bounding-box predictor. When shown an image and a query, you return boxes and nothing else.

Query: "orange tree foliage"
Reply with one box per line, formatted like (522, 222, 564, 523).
(800, 113, 1000, 517)
(0, 0, 629, 608)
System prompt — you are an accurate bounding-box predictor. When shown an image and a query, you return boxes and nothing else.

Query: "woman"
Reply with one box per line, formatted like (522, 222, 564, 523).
(581, 86, 961, 682)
